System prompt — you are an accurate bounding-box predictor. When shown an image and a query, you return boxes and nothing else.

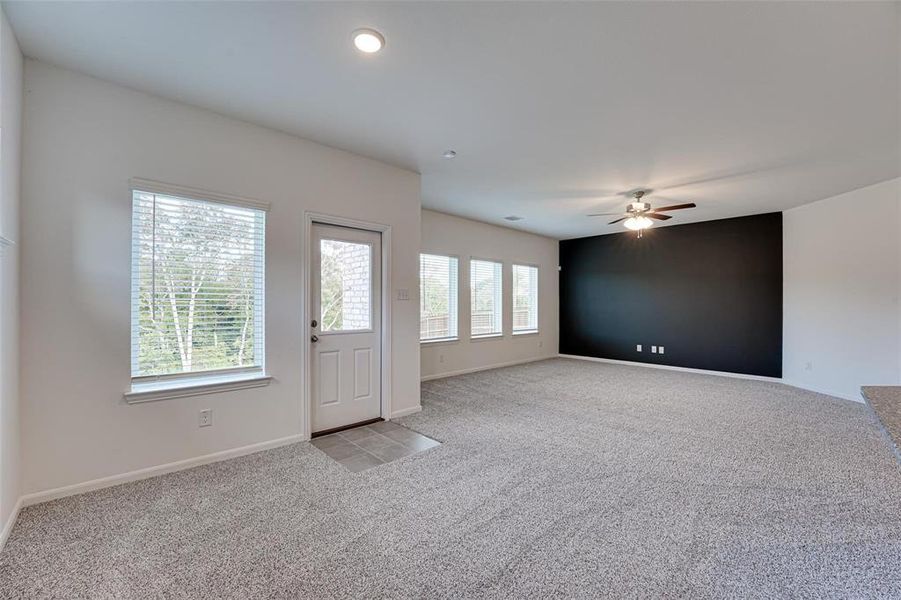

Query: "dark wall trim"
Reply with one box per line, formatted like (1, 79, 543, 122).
(559, 213, 782, 377)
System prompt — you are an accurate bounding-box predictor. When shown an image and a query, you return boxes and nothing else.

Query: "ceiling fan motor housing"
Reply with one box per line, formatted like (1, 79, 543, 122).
(628, 201, 651, 213)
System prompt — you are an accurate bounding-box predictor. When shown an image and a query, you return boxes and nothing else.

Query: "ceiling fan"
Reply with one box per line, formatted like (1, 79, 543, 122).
(588, 190, 696, 238)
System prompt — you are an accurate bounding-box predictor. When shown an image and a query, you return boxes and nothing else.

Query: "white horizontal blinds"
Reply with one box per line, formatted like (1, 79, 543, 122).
(420, 254, 458, 341)
(131, 190, 266, 380)
(471, 259, 503, 337)
(512, 264, 538, 333)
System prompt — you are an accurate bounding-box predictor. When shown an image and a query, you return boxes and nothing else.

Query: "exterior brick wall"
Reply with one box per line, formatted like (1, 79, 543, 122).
(335, 242, 371, 329)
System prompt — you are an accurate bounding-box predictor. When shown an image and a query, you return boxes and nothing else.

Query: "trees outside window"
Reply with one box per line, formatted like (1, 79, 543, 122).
(420, 254, 458, 341)
(132, 191, 265, 378)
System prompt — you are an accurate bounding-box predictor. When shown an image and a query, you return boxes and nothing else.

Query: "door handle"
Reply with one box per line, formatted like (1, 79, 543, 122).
(311, 334, 319, 343)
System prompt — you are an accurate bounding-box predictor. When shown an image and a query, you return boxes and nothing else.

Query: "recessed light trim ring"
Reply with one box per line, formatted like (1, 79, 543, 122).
(352, 28, 385, 53)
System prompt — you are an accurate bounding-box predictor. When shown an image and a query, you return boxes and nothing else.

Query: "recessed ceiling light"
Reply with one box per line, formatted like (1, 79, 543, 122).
(352, 28, 385, 54)
(442, 150, 457, 159)
(504, 215, 523, 222)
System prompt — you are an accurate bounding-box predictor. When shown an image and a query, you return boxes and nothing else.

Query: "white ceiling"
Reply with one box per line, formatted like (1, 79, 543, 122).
(5, 1, 899, 239)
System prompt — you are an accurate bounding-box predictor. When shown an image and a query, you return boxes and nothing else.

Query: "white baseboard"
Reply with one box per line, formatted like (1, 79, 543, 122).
(390, 405, 422, 418)
(0, 496, 24, 553)
(558, 353, 783, 383)
(20, 433, 307, 509)
(421, 355, 552, 382)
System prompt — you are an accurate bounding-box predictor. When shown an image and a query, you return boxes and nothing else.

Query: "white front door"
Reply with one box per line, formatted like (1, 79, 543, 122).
(311, 223, 382, 433)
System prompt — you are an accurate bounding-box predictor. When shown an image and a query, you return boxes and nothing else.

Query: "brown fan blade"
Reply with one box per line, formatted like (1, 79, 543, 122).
(608, 217, 628, 224)
(587, 212, 623, 217)
(647, 213, 672, 220)
(653, 203, 696, 212)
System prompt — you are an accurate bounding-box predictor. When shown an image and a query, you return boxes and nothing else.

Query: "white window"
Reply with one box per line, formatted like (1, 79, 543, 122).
(420, 253, 458, 342)
(130, 186, 266, 388)
(512, 264, 538, 334)
(470, 259, 503, 337)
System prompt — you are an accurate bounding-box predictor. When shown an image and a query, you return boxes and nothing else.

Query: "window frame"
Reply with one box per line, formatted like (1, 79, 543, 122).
(512, 263, 539, 335)
(419, 252, 460, 344)
(125, 178, 270, 402)
(469, 257, 504, 339)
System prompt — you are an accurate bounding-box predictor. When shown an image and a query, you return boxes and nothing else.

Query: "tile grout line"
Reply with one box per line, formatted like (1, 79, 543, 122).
(346, 438, 385, 463)
(344, 431, 405, 463)
(321, 426, 440, 469)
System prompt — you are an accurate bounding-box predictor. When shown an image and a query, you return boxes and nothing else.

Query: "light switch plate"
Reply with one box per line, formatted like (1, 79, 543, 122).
(659, 346, 665, 355)
(651, 346, 657, 353)
(396, 288, 410, 301)
(636, 344, 642, 352)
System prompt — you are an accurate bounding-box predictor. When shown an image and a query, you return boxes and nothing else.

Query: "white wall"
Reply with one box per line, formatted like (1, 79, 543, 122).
(20, 61, 421, 495)
(420, 210, 558, 379)
(783, 177, 901, 401)
(0, 6, 23, 543)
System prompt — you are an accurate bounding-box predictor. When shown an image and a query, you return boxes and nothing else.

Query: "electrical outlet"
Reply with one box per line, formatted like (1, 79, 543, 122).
(199, 409, 213, 428)
(439, 354, 445, 364)
(659, 346, 665, 355)
(805, 362, 813, 371)
(538, 340, 543, 348)
(651, 346, 657, 354)
(636, 344, 642, 352)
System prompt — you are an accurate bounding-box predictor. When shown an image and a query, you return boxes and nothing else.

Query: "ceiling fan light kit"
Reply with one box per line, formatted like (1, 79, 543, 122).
(624, 216, 654, 231)
(589, 189, 697, 238)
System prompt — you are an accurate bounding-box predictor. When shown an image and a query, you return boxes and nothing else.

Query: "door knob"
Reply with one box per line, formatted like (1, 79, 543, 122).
(311, 334, 319, 343)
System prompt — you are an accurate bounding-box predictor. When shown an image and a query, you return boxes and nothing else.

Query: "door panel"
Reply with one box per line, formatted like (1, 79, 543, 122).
(353, 348, 372, 400)
(318, 350, 340, 406)
(311, 224, 381, 433)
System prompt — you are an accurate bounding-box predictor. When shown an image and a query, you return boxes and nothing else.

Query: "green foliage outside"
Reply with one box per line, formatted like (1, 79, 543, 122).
(134, 195, 263, 376)
(320, 243, 345, 331)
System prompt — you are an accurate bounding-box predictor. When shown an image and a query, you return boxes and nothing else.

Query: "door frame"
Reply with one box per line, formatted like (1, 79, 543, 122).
(301, 211, 393, 439)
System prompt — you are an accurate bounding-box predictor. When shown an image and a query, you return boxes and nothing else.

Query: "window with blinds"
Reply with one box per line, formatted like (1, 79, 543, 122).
(512, 264, 538, 334)
(131, 188, 266, 383)
(420, 254, 459, 341)
(470, 259, 503, 337)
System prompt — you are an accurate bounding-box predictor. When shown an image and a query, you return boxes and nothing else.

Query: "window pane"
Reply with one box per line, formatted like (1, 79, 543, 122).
(420, 254, 458, 341)
(320, 239, 372, 332)
(471, 259, 503, 336)
(513, 264, 538, 333)
(131, 191, 265, 378)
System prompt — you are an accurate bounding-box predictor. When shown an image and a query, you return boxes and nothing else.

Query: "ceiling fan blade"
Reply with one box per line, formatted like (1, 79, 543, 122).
(647, 213, 672, 220)
(587, 212, 623, 217)
(608, 217, 628, 225)
(653, 203, 697, 212)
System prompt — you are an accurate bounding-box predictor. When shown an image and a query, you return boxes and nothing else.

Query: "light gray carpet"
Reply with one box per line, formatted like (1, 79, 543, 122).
(3, 358, 901, 598)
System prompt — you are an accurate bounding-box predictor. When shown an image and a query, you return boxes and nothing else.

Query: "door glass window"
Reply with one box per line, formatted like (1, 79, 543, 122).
(320, 239, 372, 331)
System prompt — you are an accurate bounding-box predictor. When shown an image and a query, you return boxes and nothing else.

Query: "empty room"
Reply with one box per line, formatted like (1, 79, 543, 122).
(1, 1, 900, 598)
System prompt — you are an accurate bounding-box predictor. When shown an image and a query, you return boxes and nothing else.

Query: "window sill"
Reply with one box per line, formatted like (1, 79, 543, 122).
(421, 337, 459, 346)
(471, 333, 504, 341)
(124, 373, 272, 404)
(513, 330, 539, 336)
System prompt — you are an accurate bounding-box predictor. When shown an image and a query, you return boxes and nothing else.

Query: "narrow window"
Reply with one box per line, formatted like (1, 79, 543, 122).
(131, 189, 265, 386)
(512, 264, 538, 334)
(420, 254, 459, 342)
(470, 259, 503, 337)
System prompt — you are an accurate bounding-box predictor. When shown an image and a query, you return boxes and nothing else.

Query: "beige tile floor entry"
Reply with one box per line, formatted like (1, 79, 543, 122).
(311, 421, 441, 471)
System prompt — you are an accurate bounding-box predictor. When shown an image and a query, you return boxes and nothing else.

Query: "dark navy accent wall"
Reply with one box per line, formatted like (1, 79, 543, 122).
(559, 212, 782, 377)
